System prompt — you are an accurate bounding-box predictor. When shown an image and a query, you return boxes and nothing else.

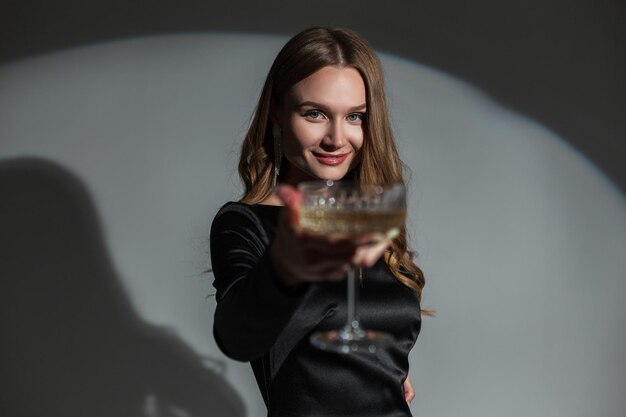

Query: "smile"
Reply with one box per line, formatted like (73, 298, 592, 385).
(312, 152, 350, 166)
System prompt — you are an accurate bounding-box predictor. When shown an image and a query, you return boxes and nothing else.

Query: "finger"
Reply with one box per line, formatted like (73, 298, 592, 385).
(354, 226, 400, 265)
(352, 238, 390, 267)
(405, 389, 415, 404)
(354, 227, 400, 245)
(276, 184, 302, 227)
(364, 241, 390, 267)
(276, 184, 302, 206)
(403, 376, 415, 404)
(352, 231, 386, 246)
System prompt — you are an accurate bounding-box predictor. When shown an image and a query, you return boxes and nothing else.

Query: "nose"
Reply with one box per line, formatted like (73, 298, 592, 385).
(321, 120, 346, 149)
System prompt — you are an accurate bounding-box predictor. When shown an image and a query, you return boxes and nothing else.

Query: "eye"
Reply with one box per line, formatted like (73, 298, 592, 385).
(305, 110, 325, 120)
(347, 113, 365, 122)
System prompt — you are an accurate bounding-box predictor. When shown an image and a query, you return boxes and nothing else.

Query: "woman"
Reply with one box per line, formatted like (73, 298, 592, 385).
(211, 27, 427, 416)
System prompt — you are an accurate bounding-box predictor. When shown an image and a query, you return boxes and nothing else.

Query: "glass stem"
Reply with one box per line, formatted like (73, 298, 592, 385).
(346, 266, 360, 331)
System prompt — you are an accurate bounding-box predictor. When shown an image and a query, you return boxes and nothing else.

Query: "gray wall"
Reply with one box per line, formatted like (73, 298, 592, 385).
(0, 0, 626, 416)
(1, 4, 625, 416)
(3, 0, 624, 193)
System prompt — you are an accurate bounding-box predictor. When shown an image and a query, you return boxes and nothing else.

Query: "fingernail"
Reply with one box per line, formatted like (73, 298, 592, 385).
(371, 233, 386, 243)
(386, 228, 400, 239)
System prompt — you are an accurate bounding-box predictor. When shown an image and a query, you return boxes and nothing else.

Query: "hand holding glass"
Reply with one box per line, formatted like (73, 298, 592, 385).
(298, 180, 406, 353)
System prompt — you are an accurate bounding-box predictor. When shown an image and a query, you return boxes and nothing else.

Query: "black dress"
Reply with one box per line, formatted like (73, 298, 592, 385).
(210, 202, 421, 417)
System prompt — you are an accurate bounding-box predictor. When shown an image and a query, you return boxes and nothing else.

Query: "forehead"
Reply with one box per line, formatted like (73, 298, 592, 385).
(288, 66, 366, 107)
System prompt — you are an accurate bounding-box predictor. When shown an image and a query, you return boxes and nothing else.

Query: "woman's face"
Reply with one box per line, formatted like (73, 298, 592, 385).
(274, 65, 366, 185)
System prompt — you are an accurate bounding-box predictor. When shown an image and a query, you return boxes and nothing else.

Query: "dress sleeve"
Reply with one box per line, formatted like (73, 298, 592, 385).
(210, 203, 306, 361)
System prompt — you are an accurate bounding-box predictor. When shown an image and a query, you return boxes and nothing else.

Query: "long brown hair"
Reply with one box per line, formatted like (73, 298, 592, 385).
(238, 27, 430, 314)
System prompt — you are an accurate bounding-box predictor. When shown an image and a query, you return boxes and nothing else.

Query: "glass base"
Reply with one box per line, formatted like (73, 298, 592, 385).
(310, 325, 394, 354)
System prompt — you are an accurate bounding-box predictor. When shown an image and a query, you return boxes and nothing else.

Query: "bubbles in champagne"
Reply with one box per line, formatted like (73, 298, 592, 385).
(300, 208, 406, 234)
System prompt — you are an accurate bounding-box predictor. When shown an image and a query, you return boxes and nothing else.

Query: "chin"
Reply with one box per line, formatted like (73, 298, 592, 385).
(312, 168, 352, 182)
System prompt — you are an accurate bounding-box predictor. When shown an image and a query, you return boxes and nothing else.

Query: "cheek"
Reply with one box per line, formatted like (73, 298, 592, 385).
(348, 125, 365, 150)
(288, 119, 324, 149)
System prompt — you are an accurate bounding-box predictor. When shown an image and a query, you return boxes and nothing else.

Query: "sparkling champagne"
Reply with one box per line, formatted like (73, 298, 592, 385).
(300, 207, 406, 234)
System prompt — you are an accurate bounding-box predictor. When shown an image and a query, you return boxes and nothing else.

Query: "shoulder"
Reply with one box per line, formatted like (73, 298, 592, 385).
(212, 202, 261, 233)
(211, 201, 279, 244)
(213, 201, 280, 225)
(213, 201, 258, 223)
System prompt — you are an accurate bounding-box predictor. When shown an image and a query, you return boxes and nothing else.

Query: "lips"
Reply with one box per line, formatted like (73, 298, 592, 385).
(313, 152, 349, 166)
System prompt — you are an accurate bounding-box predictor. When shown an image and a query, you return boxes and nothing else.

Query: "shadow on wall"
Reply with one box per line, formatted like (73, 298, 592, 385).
(0, 157, 245, 417)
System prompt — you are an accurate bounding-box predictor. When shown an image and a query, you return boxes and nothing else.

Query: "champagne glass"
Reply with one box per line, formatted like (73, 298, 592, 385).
(298, 180, 407, 353)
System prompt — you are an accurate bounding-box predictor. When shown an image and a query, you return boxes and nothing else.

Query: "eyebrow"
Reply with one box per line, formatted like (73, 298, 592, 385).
(297, 101, 367, 113)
